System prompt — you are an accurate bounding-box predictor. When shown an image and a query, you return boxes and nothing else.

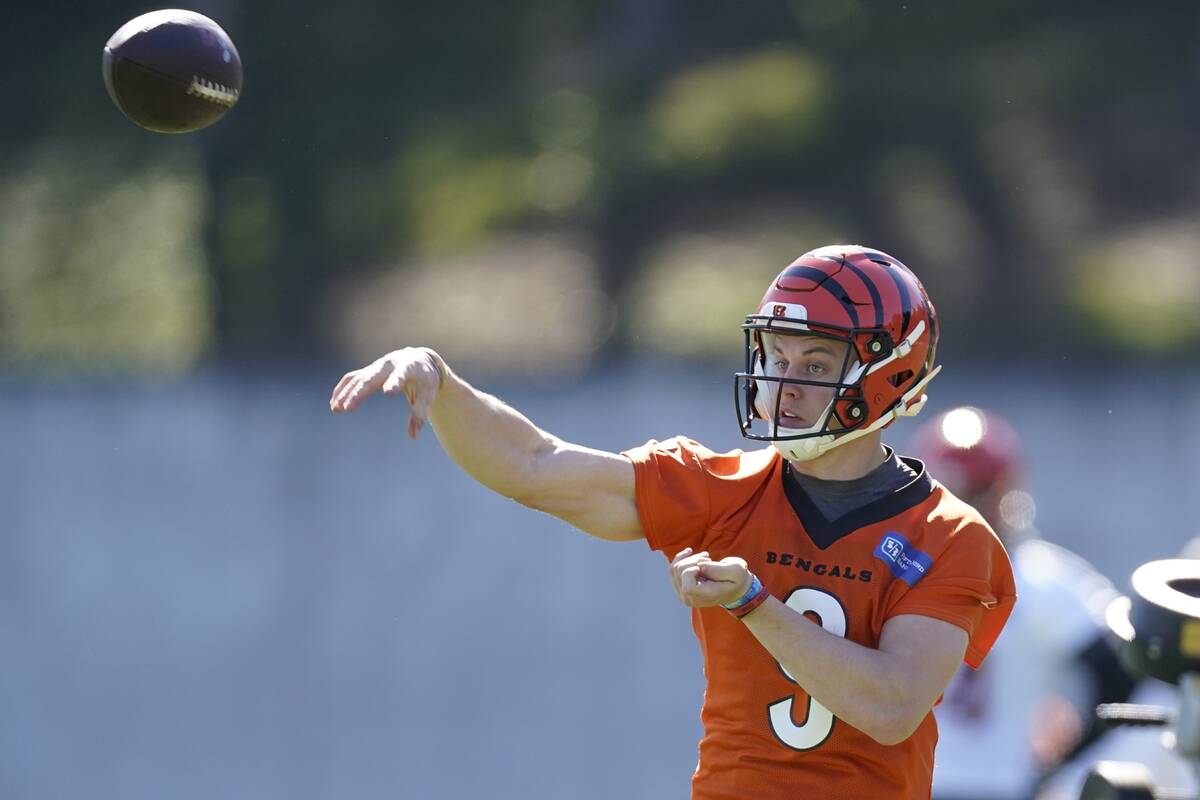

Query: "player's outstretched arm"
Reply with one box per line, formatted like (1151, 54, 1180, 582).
(330, 347, 643, 541)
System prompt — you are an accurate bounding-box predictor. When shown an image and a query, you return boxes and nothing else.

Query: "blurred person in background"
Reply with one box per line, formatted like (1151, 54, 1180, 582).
(907, 407, 1137, 800)
(330, 245, 1016, 800)
(1032, 536, 1200, 800)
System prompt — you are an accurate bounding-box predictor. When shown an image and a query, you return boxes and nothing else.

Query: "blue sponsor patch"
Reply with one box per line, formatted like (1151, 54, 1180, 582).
(873, 532, 933, 586)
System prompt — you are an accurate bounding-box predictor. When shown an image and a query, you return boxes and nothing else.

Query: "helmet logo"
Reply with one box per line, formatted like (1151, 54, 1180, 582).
(760, 301, 807, 320)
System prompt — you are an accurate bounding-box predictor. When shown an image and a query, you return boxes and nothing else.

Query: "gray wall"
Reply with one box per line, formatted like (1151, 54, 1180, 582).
(3, 360, 1196, 799)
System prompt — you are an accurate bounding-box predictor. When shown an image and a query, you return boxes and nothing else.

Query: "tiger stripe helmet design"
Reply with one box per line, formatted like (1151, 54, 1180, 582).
(735, 245, 942, 462)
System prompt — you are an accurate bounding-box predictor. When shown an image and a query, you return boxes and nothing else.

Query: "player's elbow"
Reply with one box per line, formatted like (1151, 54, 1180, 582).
(506, 484, 543, 510)
(506, 470, 568, 518)
(863, 703, 925, 746)
(503, 438, 560, 509)
(868, 722, 917, 747)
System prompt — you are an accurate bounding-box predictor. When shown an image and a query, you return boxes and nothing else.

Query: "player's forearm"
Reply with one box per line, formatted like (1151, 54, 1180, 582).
(425, 353, 558, 503)
(741, 600, 925, 745)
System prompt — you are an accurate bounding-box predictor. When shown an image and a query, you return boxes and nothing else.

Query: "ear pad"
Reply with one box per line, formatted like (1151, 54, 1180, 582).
(750, 356, 771, 420)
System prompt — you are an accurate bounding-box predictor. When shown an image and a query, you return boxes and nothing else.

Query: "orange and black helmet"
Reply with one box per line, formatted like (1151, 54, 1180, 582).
(735, 245, 941, 461)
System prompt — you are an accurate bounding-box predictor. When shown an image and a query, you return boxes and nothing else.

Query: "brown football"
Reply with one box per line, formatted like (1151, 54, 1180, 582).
(102, 9, 242, 134)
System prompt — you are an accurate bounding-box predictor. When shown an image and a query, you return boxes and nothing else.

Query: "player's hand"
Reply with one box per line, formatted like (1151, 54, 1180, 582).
(329, 347, 443, 437)
(1029, 693, 1084, 769)
(669, 548, 754, 608)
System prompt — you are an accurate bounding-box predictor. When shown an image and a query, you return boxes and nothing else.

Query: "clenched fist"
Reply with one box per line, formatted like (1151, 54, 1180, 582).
(669, 548, 754, 608)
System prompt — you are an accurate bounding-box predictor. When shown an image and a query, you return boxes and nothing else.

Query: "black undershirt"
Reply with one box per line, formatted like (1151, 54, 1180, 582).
(782, 446, 934, 549)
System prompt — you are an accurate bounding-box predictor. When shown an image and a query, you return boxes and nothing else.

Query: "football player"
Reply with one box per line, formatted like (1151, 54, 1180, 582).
(908, 407, 1137, 800)
(330, 245, 1016, 799)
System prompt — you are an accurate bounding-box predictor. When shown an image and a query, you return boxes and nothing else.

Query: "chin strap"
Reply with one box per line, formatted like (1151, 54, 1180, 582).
(897, 364, 942, 416)
(774, 364, 943, 462)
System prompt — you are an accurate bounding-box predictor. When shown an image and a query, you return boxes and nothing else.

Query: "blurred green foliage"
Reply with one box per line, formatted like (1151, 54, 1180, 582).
(648, 48, 830, 172)
(0, 143, 212, 372)
(2, 0, 1198, 373)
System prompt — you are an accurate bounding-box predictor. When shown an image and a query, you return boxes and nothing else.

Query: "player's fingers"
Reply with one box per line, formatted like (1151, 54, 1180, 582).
(670, 551, 708, 583)
(330, 371, 355, 406)
(670, 547, 694, 566)
(679, 565, 704, 604)
(669, 571, 684, 601)
(381, 363, 408, 396)
(668, 555, 686, 594)
(669, 550, 703, 596)
(406, 410, 422, 438)
(331, 376, 362, 412)
(330, 370, 365, 412)
(699, 558, 748, 582)
(352, 366, 395, 409)
(344, 359, 395, 405)
(340, 376, 376, 412)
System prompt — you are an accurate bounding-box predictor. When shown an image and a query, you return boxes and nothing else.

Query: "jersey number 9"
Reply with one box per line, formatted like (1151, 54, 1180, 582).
(768, 587, 847, 750)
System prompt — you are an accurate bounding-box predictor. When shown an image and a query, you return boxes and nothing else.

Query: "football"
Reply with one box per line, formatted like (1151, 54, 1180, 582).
(102, 9, 242, 133)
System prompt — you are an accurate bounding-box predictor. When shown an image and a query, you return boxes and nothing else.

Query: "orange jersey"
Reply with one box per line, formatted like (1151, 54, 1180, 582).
(622, 437, 1016, 800)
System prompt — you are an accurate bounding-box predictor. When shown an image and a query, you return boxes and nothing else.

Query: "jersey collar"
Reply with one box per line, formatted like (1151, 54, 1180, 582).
(781, 452, 935, 550)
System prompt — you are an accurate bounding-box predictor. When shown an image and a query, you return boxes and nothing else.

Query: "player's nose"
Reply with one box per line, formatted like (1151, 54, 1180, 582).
(782, 375, 805, 398)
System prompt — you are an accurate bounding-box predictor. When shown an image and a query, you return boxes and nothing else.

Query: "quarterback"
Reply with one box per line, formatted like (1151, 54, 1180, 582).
(330, 245, 1017, 799)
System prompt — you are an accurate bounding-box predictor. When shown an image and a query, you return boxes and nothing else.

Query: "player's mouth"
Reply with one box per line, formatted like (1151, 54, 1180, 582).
(777, 409, 808, 428)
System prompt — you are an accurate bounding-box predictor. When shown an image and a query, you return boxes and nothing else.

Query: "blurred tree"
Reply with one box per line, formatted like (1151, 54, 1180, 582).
(1, 0, 1198, 370)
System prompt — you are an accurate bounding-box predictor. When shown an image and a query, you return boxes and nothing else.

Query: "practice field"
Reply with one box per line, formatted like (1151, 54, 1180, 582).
(2, 362, 1195, 797)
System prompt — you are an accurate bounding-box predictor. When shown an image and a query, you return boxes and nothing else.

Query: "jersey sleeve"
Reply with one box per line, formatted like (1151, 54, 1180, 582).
(888, 522, 1017, 669)
(621, 436, 714, 557)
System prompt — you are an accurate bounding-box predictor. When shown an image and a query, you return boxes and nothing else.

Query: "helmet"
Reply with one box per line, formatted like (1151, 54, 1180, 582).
(906, 407, 1024, 499)
(734, 244, 941, 461)
(906, 406, 1031, 532)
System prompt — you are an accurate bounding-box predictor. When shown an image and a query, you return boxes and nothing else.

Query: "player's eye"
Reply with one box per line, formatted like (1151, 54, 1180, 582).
(806, 363, 827, 375)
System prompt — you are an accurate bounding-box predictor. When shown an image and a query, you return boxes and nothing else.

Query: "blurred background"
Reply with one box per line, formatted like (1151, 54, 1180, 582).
(3, 1, 1200, 798)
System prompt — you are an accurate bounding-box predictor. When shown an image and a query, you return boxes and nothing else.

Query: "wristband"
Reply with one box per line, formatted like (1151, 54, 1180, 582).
(721, 575, 770, 619)
(728, 586, 770, 619)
